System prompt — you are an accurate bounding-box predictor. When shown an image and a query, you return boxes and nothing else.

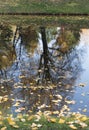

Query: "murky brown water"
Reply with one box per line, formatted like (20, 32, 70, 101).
(0, 25, 89, 116)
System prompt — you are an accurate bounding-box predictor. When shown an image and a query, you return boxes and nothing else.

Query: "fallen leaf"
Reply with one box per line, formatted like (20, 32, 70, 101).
(13, 102, 20, 107)
(1, 127, 7, 130)
(82, 108, 87, 112)
(69, 124, 77, 129)
(59, 119, 65, 124)
(0, 121, 3, 125)
(28, 115, 34, 121)
(37, 124, 42, 128)
(79, 83, 86, 87)
(12, 125, 19, 128)
(50, 118, 56, 123)
(21, 118, 26, 122)
(80, 116, 88, 121)
(7, 117, 16, 126)
(79, 122, 87, 128)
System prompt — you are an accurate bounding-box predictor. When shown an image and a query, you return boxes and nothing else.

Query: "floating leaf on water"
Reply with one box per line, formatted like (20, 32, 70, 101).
(82, 108, 87, 112)
(13, 102, 20, 107)
(81, 93, 85, 96)
(65, 99, 76, 104)
(38, 104, 46, 109)
(55, 94, 62, 100)
(79, 83, 86, 87)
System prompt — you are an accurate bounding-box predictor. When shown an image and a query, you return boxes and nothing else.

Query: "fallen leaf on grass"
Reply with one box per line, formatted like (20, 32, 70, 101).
(80, 116, 88, 121)
(7, 117, 19, 128)
(1, 127, 7, 130)
(59, 119, 65, 124)
(49, 118, 56, 123)
(79, 122, 87, 128)
(28, 115, 34, 121)
(20, 118, 26, 122)
(7, 117, 16, 125)
(0, 121, 3, 125)
(69, 124, 77, 129)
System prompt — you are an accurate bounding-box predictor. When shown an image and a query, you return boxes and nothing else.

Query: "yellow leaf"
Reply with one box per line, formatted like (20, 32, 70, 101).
(69, 124, 77, 129)
(28, 115, 34, 120)
(52, 111, 59, 114)
(0, 111, 2, 115)
(13, 102, 20, 107)
(59, 119, 65, 124)
(32, 127, 38, 130)
(12, 125, 19, 128)
(1, 127, 7, 130)
(82, 108, 87, 112)
(17, 114, 23, 119)
(3, 97, 8, 102)
(7, 117, 16, 126)
(0, 121, 3, 125)
(50, 118, 56, 123)
(80, 116, 88, 121)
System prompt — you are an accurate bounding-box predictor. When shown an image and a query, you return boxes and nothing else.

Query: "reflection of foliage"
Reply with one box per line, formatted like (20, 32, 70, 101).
(20, 26, 38, 53)
(0, 24, 13, 43)
(46, 27, 57, 43)
(57, 28, 80, 53)
(0, 24, 16, 71)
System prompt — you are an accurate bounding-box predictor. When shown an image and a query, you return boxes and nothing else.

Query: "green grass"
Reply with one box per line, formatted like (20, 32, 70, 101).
(0, 113, 89, 130)
(0, 0, 89, 14)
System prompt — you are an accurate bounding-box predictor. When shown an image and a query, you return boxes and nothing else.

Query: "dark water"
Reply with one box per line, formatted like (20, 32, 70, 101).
(0, 25, 89, 116)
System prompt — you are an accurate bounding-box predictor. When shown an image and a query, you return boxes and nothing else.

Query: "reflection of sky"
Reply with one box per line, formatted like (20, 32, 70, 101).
(70, 29, 89, 116)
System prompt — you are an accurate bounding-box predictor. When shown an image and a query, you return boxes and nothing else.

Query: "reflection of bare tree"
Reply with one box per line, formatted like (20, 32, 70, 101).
(37, 26, 80, 86)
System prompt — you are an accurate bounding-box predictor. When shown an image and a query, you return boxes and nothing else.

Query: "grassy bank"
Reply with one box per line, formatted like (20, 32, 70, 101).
(1, 15, 89, 28)
(0, 112, 89, 130)
(0, 0, 89, 14)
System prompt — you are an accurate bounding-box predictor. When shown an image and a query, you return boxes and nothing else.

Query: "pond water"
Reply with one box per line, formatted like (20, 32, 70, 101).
(0, 25, 89, 117)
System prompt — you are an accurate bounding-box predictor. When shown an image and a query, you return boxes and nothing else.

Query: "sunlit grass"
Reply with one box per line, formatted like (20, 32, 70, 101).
(0, 0, 89, 14)
(0, 113, 89, 130)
